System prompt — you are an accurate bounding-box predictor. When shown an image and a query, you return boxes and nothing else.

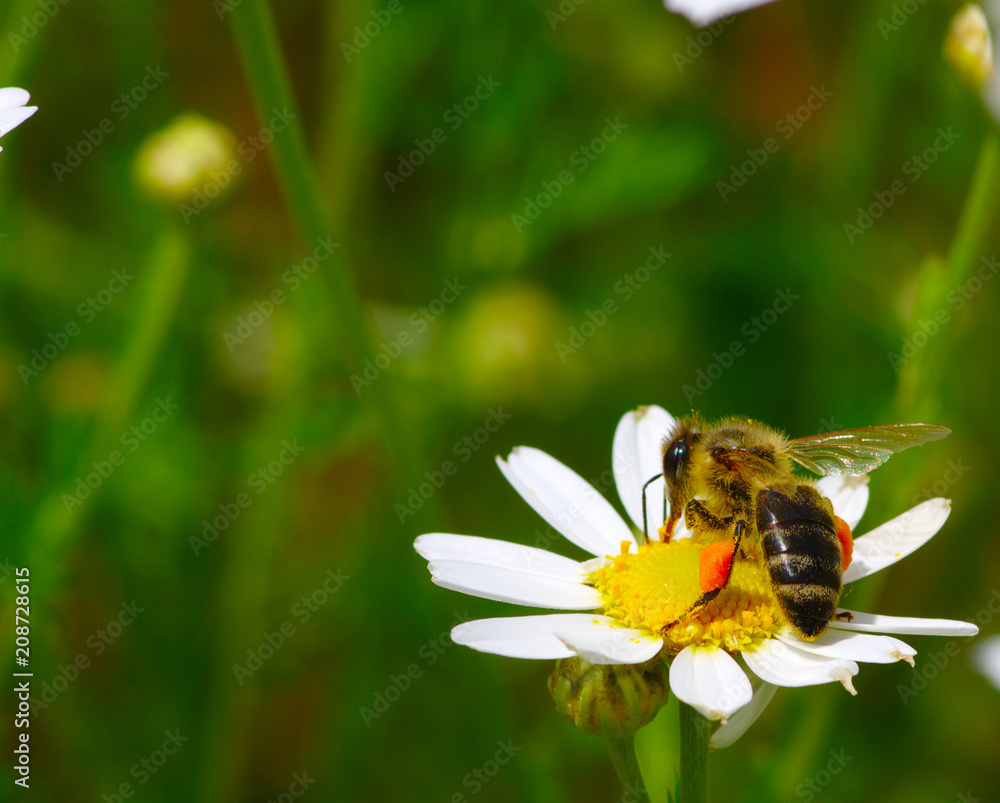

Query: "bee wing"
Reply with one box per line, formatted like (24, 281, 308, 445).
(787, 423, 950, 476)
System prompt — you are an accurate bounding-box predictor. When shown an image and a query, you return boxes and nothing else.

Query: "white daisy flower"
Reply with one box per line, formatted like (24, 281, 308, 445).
(414, 405, 978, 746)
(664, 0, 780, 28)
(973, 635, 1000, 692)
(0, 88, 37, 152)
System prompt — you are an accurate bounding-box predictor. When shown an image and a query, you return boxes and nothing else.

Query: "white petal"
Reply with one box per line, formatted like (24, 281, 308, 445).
(557, 626, 663, 665)
(710, 682, 777, 749)
(497, 447, 636, 558)
(428, 560, 603, 609)
(0, 87, 37, 138)
(669, 646, 753, 722)
(415, 534, 586, 582)
(612, 405, 675, 535)
(664, 0, 779, 27)
(829, 609, 978, 637)
(842, 498, 950, 584)
(815, 475, 870, 531)
(972, 636, 1000, 692)
(451, 614, 619, 660)
(779, 630, 916, 666)
(742, 639, 858, 693)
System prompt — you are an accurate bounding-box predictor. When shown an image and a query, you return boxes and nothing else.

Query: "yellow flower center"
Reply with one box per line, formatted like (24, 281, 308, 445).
(589, 538, 785, 653)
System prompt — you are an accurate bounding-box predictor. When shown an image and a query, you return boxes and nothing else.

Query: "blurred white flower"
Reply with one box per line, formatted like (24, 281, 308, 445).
(0, 87, 37, 152)
(664, 0, 779, 27)
(973, 635, 1000, 691)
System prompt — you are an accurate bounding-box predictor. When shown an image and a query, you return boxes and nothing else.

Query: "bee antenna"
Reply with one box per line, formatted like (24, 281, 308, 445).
(641, 473, 663, 542)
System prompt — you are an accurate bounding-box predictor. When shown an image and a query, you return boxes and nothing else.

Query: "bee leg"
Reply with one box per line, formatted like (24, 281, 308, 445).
(834, 610, 855, 623)
(641, 473, 663, 543)
(685, 499, 728, 533)
(664, 521, 747, 629)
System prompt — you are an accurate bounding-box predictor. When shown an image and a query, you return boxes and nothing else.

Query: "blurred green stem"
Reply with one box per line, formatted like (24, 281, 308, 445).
(227, 0, 420, 484)
(676, 704, 709, 803)
(26, 225, 190, 569)
(776, 130, 1000, 796)
(607, 736, 650, 803)
(896, 131, 1000, 422)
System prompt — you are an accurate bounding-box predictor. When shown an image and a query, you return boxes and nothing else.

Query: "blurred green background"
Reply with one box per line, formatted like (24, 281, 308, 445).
(1, 0, 999, 800)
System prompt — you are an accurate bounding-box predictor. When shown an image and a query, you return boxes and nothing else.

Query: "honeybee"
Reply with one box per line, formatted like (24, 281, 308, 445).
(655, 417, 950, 640)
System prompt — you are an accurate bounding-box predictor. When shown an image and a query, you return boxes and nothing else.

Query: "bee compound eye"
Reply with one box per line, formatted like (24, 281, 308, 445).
(662, 438, 688, 483)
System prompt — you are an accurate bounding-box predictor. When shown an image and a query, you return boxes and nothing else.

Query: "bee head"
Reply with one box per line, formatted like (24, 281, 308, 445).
(661, 419, 700, 504)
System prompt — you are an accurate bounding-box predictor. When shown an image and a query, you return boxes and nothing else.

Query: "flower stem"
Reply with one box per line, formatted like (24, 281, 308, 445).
(676, 704, 710, 803)
(607, 737, 650, 803)
(227, 0, 421, 485)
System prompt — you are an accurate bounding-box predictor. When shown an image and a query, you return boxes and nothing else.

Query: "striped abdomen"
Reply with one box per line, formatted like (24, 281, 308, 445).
(755, 485, 841, 640)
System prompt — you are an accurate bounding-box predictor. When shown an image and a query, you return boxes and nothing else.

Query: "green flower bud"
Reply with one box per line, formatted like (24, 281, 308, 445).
(548, 657, 669, 739)
(945, 5, 994, 90)
(133, 113, 239, 205)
